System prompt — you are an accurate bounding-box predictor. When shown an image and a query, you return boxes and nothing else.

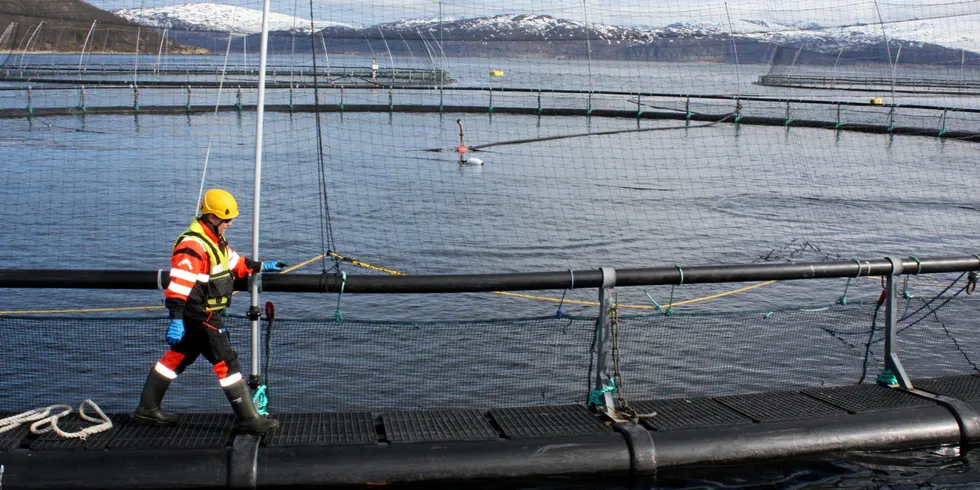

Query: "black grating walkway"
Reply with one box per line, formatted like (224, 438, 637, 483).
(631, 397, 752, 431)
(30, 414, 129, 451)
(263, 412, 376, 447)
(804, 384, 937, 413)
(914, 375, 980, 402)
(489, 405, 611, 439)
(715, 391, 849, 422)
(0, 412, 31, 450)
(382, 409, 499, 443)
(107, 413, 234, 450)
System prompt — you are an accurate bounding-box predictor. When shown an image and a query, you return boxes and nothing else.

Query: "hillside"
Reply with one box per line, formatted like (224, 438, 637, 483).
(0, 0, 203, 54)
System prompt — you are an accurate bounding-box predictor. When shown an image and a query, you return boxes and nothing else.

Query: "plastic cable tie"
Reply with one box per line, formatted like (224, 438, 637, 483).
(675, 264, 684, 285)
(157, 269, 164, 290)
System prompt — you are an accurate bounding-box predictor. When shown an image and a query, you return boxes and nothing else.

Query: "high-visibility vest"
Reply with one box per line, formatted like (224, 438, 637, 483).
(174, 220, 234, 312)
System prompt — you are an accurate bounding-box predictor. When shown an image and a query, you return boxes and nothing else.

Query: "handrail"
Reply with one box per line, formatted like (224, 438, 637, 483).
(0, 255, 976, 293)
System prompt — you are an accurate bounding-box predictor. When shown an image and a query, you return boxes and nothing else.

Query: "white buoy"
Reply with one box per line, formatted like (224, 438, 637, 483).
(463, 157, 483, 165)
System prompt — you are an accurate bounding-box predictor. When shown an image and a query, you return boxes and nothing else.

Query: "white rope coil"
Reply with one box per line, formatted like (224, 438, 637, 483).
(0, 400, 112, 440)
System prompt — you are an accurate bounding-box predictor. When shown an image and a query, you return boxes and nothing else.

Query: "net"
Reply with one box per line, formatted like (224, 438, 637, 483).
(1, 273, 977, 413)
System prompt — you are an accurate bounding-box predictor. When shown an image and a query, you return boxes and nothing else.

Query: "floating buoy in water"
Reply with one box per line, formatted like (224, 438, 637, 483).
(489, 70, 504, 77)
(869, 97, 884, 105)
(455, 145, 469, 154)
(462, 157, 483, 165)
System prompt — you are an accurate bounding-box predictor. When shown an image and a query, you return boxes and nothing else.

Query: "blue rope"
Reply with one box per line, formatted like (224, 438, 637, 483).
(334, 271, 346, 323)
(252, 384, 268, 416)
(839, 258, 862, 305)
(588, 377, 616, 406)
(664, 265, 683, 317)
(556, 270, 574, 319)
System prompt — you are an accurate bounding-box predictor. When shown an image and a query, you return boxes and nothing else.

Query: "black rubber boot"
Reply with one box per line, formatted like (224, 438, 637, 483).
(133, 370, 179, 426)
(224, 379, 280, 434)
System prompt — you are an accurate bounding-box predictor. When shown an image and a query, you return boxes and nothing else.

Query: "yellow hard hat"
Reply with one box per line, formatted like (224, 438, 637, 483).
(199, 188, 239, 220)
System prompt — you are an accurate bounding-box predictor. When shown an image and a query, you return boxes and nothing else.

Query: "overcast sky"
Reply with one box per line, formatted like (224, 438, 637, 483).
(86, 0, 980, 28)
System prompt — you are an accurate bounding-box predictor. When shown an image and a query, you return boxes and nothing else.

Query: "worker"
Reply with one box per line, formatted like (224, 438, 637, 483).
(134, 188, 286, 434)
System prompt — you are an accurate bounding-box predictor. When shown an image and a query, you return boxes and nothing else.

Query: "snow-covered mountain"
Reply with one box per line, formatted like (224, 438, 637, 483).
(115, 3, 979, 61)
(114, 3, 351, 35)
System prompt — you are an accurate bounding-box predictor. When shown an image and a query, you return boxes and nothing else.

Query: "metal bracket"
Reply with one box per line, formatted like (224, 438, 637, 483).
(613, 422, 657, 487)
(904, 388, 980, 449)
(249, 271, 263, 294)
(881, 256, 912, 389)
(228, 433, 260, 489)
(592, 267, 617, 408)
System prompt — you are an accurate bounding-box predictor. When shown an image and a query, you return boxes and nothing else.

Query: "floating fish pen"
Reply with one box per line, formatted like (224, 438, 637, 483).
(2, 83, 979, 142)
(3, 257, 980, 489)
(7, 0, 980, 488)
(757, 73, 980, 95)
(0, 63, 455, 87)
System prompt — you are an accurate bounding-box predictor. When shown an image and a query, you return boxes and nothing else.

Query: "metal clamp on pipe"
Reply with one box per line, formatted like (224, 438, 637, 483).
(228, 434, 260, 489)
(250, 271, 263, 294)
(612, 422, 657, 486)
(904, 388, 980, 449)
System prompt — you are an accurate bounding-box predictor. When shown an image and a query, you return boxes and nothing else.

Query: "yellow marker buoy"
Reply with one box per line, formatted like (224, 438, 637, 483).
(869, 97, 883, 105)
(489, 70, 504, 77)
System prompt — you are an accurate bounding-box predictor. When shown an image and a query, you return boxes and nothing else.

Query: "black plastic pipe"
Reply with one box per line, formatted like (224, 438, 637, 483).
(0, 402, 968, 489)
(0, 255, 976, 294)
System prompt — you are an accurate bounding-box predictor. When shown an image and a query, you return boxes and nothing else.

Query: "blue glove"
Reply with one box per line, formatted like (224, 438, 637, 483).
(261, 261, 288, 272)
(165, 319, 184, 346)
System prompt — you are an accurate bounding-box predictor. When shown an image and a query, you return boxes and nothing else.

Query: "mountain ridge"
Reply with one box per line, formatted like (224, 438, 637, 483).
(112, 3, 980, 65)
(0, 0, 203, 54)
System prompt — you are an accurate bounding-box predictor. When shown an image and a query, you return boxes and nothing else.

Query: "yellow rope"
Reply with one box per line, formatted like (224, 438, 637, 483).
(328, 251, 405, 275)
(1, 251, 787, 315)
(495, 280, 777, 310)
(0, 305, 165, 315)
(326, 253, 779, 311)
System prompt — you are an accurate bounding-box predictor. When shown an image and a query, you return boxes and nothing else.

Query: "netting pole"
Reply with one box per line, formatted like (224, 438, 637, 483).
(636, 94, 642, 118)
(939, 109, 948, 137)
(878, 256, 912, 388)
(133, 86, 139, 113)
(185, 86, 192, 113)
(249, 0, 273, 390)
(339, 87, 344, 112)
(589, 267, 617, 408)
(684, 96, 690, 119)
(784, 101, 792, 126)
(537, 90, 542, 115)
(78, 86, 86, 113)
(26, 86, 32, 117)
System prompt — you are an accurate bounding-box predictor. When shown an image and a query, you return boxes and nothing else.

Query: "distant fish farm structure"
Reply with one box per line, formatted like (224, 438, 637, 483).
(0, 63, 454, 88)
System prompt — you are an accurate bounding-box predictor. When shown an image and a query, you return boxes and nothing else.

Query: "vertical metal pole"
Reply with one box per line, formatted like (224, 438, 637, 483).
(249, 0, 273, 386)
(592, 267, 616, 407)
(882, 256, 911, 388)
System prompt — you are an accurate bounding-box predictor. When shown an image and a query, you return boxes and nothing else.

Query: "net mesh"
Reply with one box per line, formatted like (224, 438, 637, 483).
(1, 278, 978, 413)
